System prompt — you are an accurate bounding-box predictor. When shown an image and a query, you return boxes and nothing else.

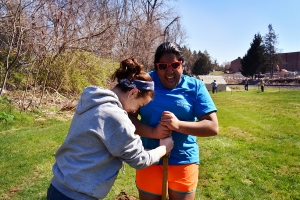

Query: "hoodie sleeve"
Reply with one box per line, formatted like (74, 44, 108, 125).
(98, 106, 160, 169)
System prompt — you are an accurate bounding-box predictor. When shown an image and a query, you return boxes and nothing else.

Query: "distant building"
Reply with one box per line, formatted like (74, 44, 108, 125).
(278, 51, 300, 72)
(230, 57, 242, 73)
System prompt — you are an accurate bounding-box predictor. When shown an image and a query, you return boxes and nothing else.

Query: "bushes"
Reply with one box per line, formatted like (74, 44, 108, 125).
(1, 51, 119, 96)
(0, 97, 15, 127)
(59, 52, 119, 94)
(0, 111, 14, 124)
(40, 51, 119, 95)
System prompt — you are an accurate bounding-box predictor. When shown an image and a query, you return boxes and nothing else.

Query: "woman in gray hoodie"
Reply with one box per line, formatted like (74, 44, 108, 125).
(47, 57, 174, 200)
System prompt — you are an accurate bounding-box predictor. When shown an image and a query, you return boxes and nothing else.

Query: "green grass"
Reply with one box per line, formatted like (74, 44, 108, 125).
(1, 87, 300, 199)
(197, 87, 300, 200)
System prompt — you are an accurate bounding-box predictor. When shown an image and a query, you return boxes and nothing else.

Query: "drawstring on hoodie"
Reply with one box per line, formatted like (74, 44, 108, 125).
(122, 161, 125, 174)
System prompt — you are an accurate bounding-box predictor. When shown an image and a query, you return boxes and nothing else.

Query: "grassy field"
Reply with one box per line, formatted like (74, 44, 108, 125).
(0, 86, 299, 199)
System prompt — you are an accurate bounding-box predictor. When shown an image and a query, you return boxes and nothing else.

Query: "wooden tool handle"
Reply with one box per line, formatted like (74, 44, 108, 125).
(162, 155, 168, 200)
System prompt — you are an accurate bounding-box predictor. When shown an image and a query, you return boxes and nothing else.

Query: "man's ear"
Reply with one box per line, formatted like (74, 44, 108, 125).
(128, 88, 138, 99)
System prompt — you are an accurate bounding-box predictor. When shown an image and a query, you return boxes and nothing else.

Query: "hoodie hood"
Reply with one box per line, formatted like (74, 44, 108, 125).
(75, 86, 122, 115)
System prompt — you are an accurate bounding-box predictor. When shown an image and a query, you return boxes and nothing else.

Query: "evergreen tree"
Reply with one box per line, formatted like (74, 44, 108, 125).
(181, 46, 193, 75)
(264, 24, 279, 77)
(192, 51, 212, 75)
(240, 33, 265, 79)
(181, 47, 215, 76)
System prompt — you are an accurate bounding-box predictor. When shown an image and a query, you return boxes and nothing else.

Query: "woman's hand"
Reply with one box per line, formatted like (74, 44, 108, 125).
(152, 123, 172, 139)
(160, 111, 180, 131)
(160, 136, 174, 153)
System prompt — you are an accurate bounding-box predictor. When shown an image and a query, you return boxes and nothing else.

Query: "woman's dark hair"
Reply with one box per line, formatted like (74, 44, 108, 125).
(111, 57, 154, 98)
(154, 42, 185, 70)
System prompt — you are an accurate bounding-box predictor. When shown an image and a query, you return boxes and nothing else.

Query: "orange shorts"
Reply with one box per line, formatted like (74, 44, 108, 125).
(136, 164, 198, 196)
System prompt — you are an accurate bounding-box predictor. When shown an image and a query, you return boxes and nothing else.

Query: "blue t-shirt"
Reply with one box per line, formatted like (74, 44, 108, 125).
(140, 71, 217, 165)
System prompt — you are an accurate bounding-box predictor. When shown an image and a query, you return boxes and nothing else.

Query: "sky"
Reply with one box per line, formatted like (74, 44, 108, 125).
(175, 0, 300, 65)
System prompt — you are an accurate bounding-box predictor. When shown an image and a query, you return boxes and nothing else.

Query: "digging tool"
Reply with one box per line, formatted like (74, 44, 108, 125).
(162, 155, 168, 200)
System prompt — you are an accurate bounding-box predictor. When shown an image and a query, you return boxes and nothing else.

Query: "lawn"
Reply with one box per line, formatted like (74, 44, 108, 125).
(0, 86, 299, 199)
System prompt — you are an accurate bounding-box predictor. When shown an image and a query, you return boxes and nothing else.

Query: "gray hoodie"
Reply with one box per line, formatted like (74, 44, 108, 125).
(51, 86, 160, 200)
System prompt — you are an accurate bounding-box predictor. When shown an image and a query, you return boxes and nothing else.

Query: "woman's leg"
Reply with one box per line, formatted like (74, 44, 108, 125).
(168, 190, 196, 200)
(136, 165, 163, 200)
(138, 191, 161, 200)
(137, 164, 198, 200)
(168, 164, 198, 200)
(47, 184, 74, 200)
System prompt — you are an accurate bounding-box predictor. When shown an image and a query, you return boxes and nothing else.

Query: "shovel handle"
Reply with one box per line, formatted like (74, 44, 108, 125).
(162, 155, 168, 200)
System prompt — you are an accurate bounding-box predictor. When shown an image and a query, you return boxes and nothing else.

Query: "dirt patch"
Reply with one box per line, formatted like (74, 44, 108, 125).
(114, 191, 138, 200)
(1, 89, 78, 114)
(54, 111, 74, 121)
(267, 78, 300, 85)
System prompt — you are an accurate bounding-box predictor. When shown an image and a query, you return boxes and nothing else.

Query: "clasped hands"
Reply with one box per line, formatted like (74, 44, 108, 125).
(154, 111, 180, 139)
(156, 111, 180, 155)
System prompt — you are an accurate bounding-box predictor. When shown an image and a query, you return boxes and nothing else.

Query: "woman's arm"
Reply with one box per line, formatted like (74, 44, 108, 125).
(160, 111, 218, 137)
(149, 137, 174, 158)
(128, 114, 172, 139)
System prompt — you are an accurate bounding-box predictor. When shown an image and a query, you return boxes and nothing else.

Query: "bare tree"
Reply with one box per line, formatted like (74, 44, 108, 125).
(0, 0, 187, 101)
(0, 0, 33, 96)
(19, 0, 123, 107)
(114, 0, 186, 70)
